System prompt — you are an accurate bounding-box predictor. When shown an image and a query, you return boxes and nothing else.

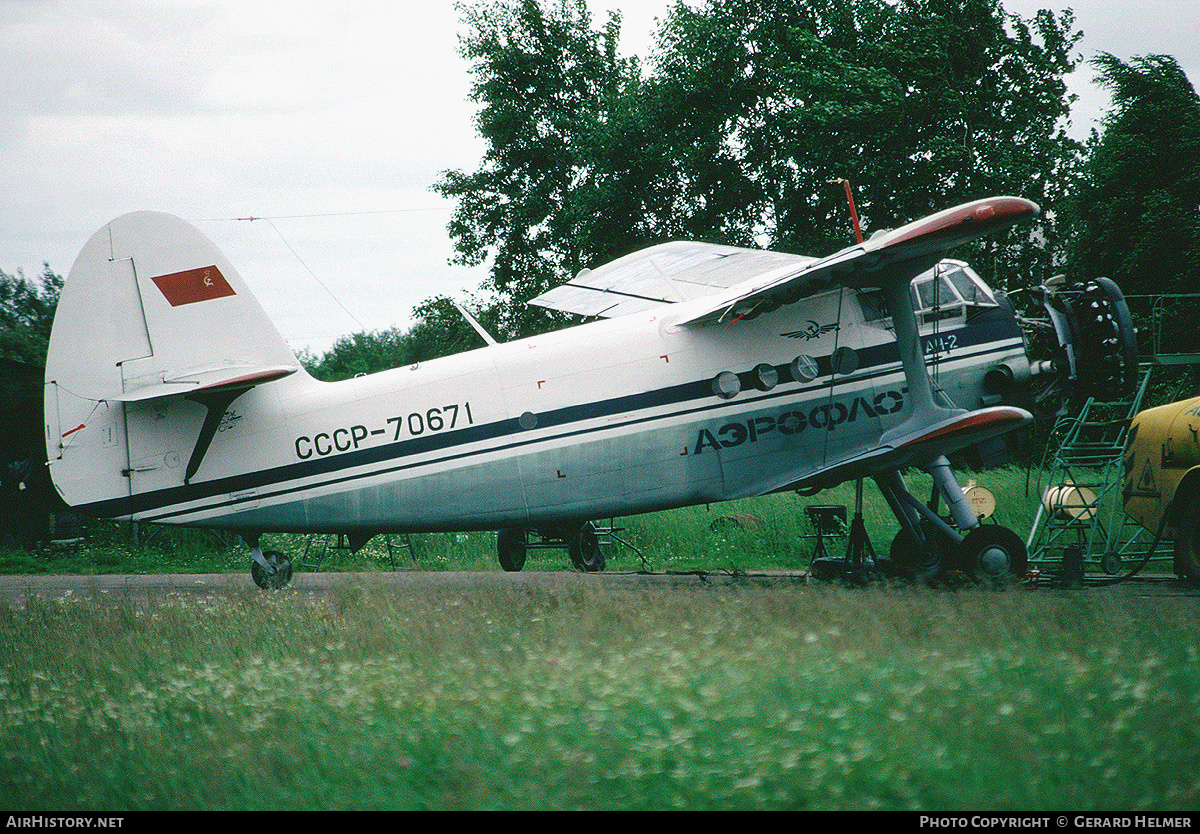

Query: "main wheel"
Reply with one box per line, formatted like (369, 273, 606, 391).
(251, 550, 293, 590)
(957, 526, 1027, 583)
(1172, 494, 1200, 580)
(889, 523, 947, 580)
(567, 521, 606, 572)
(497, 528, 527, 572)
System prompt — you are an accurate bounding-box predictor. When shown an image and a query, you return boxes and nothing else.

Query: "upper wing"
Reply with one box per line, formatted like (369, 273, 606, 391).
(673, 196, 1039, 326)
(527, 240, 815, 318)
(529, 196, 1037, 323)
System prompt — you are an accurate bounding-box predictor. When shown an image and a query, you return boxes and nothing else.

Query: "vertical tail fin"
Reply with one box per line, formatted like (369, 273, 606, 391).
(45, 212, 304, 511)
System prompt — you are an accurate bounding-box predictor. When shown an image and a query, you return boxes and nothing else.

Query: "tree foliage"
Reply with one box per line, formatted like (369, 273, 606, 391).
(13, 2, 1175, 380)
(301, 296, 501, 381)
(647, 0, 1082, 287)
(434, 0, 632, 335)
(1064, 53, 1200, 296)
(0, 265, 62, 366)
(437, 0, 1083, 309)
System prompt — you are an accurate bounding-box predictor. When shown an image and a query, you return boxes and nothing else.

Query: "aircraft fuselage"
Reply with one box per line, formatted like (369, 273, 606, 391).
(84, 285, 1027, 534)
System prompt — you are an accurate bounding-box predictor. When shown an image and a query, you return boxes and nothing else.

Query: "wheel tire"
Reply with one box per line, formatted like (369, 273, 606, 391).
(567, 522, 605, 572)
(1173, 495, 1200, 580)
(957, 526, 1027, 583)
(497, 528, 527, 572)
(1101, 551, 1122, 576)
(251, 550, 293, 590)
(889, 523, 946, 580)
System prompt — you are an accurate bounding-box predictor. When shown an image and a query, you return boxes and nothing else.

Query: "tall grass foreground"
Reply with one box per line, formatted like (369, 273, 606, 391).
(2, 579, 1198, 811)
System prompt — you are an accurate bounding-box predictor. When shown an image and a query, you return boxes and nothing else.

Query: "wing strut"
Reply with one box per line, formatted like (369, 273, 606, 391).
(183, 386, 252, 484)
(878, 276, 964, 444)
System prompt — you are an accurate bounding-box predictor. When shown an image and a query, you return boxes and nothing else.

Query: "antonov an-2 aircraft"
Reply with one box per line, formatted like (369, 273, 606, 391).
(42, 196, 1129, 588)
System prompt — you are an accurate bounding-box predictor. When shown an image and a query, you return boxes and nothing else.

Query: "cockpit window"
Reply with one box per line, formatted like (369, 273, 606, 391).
(946, 266, 994, 305)
(857, 262, 999, 327)
(910, 263, 997, 321)
(915, 276, 956, 309)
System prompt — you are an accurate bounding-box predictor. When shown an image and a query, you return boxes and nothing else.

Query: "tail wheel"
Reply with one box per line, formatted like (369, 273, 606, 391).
(567, 521, 606, 572)
(497, 528, 527, 572)
(956, 526, 1027, 583)
(251, 550, 293, 590)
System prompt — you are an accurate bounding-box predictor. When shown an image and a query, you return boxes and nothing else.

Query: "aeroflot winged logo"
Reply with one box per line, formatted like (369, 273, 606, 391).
(150, 265, 236, 307)
(781, 320, 838, 340)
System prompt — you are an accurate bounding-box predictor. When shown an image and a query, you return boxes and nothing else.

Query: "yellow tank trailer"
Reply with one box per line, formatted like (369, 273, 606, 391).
(1123, 394, 1200, 578)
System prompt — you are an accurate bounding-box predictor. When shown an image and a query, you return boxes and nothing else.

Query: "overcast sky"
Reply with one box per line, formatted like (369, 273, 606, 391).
(3, 0, 1198, 355)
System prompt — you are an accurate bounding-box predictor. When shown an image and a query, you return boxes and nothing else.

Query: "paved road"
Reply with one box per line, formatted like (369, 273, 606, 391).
(0, 568, 1196, 605)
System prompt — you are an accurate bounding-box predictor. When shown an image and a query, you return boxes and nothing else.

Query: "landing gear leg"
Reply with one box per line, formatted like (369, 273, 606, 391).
(844, 479, 877, 572)
(808, 480, 876, 583)
(927, 455, 1027, 581)
(877, 457, 1026, 582)
(926, 456, 982, 533)
(877, 469, 955, 579)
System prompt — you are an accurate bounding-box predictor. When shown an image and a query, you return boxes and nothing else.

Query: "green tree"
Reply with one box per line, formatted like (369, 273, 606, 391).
(644, 0, 1082, 288)
(302, 296, 503, 381)
(1065, 53, 1200, 296)
(0, 264, 62, 366)
(435, 0, 632, 334)
(300, 328, 416, 381)
(438, 0, 1082, 312)
(405, 295, 501, 361)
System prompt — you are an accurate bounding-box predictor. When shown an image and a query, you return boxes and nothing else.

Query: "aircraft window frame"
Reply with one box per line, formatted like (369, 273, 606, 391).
(910, 265, 998, 323)
(914, 277, 948, 310)
(948, 270, 982, 305)
(911, 276, 963, 324)
(856, 263, 999, 327)
(944, 265, 997, 306)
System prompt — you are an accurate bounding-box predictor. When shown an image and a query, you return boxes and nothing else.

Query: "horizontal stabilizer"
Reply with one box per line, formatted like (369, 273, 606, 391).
(112, 365, 298, 403)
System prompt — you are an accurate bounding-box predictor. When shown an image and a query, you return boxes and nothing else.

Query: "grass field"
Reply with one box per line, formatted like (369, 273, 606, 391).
(2, 579, 1198, 811)
(2, 467, 1197, 811)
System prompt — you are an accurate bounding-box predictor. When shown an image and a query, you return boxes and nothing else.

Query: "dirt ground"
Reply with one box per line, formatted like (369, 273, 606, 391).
(1, 567, 1197, 607)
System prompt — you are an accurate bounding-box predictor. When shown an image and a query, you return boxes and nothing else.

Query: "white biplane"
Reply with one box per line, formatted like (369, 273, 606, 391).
(42, 196, 1131, 587)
